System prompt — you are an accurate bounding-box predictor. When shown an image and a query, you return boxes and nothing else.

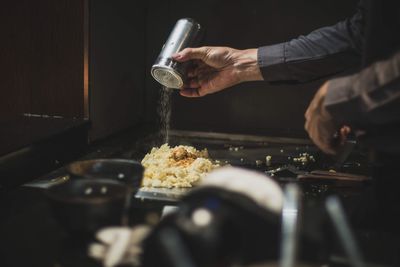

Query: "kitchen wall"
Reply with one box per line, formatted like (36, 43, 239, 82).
(88, 0, 146, 140)
(0, 0, 85, 121)
(145, 0, 360, 137)
(0, 0, 147, 141)
(0, 0, 360, 143)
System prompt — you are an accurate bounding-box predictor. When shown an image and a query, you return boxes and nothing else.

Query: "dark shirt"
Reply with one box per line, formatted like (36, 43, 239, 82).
(257, 0, 400, 154)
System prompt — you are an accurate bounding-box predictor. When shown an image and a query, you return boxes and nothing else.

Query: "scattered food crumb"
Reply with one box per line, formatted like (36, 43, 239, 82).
(266, 155, 272, 166)
(292, 152, 315, 165)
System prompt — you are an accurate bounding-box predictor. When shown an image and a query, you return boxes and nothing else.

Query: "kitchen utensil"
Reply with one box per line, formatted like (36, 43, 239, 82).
(151, 18, 202, 89)
(297, 170, 370, 182)
(280, 184, 301, 267)
(267, 165, 370, 183)
(46, 179, 130, 236)
(135, 187, 190, 202)
(66, 159, 143, 188)
(333, 139, 357, 171)
(326, 196, 366, 267)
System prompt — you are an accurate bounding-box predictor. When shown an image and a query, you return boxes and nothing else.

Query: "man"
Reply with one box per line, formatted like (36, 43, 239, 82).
(173, 0, 400, 230)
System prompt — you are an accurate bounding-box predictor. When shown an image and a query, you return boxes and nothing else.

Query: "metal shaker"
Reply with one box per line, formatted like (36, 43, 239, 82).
(151, 18, 202, 89)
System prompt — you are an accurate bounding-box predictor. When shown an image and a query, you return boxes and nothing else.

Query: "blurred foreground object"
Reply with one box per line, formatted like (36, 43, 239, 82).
(142, 167, 284, 267)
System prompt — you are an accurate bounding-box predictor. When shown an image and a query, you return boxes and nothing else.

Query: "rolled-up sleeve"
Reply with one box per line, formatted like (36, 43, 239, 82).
(258, 1, 365, 83)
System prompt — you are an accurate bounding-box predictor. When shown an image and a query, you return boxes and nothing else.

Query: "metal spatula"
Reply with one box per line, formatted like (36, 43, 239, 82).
(333, 139, 357, 171)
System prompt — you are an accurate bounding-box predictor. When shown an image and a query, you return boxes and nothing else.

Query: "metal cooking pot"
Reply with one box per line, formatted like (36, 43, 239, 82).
(65, 159, 143, 188)
(46, 159, 144, 236)
(46, 179, 130, 236)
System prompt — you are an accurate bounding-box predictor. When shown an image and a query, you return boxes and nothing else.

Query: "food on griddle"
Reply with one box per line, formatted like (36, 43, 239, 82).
(293, 152, 315, 165)
(141, 144, 219, 188)
(266, 155, 272, 166)
(255, 160, 263, 166)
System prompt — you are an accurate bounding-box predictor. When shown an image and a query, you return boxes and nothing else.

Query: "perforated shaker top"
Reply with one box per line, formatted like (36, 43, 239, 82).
(151, 67, 183, 89)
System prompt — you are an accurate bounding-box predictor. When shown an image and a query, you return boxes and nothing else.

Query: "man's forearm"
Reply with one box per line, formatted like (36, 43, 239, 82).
(234, 48, 264, 82)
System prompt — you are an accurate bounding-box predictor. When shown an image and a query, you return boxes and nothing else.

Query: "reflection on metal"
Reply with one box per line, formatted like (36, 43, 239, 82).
(191, 208, 213, 227)
(326, 196, 365, 267)
(151, 18, 202, 89)
(169, 130, 312, 145)
(0, 147, 32, 163)
(83, 0, 90, 119)
(24, 175, 70, 189)
(135, 187, 189, 202)
(23, 113, 64, 119)
(49, 175, 70, 185)
(280, 183, 301, 267)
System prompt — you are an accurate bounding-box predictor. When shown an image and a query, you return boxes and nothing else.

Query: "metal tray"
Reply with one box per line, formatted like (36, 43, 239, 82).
(135, 187, 190, 202)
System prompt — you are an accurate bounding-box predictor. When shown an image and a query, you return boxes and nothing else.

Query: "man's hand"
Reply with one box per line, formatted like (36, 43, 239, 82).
(305, 82, 350, 155)
(172, 46, 263, 97)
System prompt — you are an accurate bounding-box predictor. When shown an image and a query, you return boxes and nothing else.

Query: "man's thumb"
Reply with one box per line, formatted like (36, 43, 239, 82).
(172, 47, 208, 62)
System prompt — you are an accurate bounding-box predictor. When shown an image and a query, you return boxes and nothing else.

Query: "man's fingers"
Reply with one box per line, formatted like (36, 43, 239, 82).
(183, 78, 200, 89)
(173, 47, 209, 62)
(180, 88, 201, 97)
(306, 118, 339, 155)
(310, 131, 337, 155)
(180, 87, 207, 98)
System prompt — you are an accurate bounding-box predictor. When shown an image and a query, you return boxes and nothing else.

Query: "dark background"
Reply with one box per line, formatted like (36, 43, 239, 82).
(89, 0, 146, 140)
(0, 0, 359, 142)
(0, 0, 85, 120)
(145, 0, 359, 136)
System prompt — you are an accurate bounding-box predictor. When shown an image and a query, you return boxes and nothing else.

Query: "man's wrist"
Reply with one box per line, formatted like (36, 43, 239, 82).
(234, 49, 264, 82)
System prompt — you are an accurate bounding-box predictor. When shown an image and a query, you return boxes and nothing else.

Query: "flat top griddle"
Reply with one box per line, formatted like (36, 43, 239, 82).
(24, 130, 370, 202)
(133, 130, 370, 202)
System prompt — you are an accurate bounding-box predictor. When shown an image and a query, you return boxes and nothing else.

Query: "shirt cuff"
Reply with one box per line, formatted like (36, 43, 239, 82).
(257, 43, 289, 81)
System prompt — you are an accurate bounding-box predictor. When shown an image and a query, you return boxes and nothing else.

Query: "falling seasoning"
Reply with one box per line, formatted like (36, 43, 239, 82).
(158, 87, 173, 143)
